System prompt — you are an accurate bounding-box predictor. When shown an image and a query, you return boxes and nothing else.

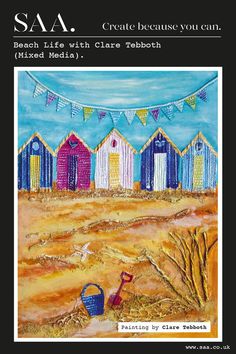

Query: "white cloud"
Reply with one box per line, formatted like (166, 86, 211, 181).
(18, 126, 32, 137)
(53, 77, 158, 89)
(18, 88, 33, 97)
(20, 111, 71, 124)
(98, 97, 142, 105)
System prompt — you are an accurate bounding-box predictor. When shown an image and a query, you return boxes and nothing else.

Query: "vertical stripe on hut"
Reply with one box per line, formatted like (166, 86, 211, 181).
(94, 129, 137, 189)
(140, 128, 181, 191)
(18, 133, 54, 191)
(55, 132, 92, 191)
(182, 132, 217, 191)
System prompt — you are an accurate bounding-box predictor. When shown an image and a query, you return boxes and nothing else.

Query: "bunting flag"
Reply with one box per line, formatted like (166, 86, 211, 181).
(174, 101, 185, 112)
(150, 108, 160, 121)
(71, 103, 82, 118)
(46, 92, 57, 106)
(57, 97, 69, 111)
(110, 111, 122, 125)
(97, 110, 107, 121)
(136, 109, 148, 125)
(185, 95, 197, 110)
(124, 110, 136, 124)
(197, 89, 207, 102)
(161, 105, 174, 120)
(27, 71, 217, 126)
(83, 107, 94, 121)
(33, 83, 47, 98)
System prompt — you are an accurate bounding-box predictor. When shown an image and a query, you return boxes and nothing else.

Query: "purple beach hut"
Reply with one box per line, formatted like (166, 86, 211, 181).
(55, 131, 92, 191)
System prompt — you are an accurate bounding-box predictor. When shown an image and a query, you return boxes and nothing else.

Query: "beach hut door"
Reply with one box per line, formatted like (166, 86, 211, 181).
(193, 155, 204, 190)
(68, 155, 78, 191)
(30, 155, 40, 191)
(154, 153, 167, 191)
(109, 153, 120, 188)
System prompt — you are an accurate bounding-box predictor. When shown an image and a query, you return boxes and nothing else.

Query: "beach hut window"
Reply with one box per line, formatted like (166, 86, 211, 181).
(32, 141, 39, 151)
(195, 142, 203, 152)
(111, 139, 117, 148)
(155, 139, 165, 148)
(69, 140, 78, 149)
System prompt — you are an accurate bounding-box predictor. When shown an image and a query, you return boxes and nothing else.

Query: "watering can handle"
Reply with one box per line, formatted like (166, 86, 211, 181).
(81, 283, 104, 299)
(120, 271, 133, 283)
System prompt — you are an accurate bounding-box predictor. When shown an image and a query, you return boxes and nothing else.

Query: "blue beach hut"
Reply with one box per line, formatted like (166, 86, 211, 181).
(181, 132, 217, 191)
(140, 128, 181, 191)
(18, 133, 55, 191)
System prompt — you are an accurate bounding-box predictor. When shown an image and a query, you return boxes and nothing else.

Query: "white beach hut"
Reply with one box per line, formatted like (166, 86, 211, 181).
(94, 129, 137, 189)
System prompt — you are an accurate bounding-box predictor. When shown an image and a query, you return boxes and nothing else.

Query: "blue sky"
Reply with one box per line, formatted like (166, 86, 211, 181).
(18, 70, 218, 180)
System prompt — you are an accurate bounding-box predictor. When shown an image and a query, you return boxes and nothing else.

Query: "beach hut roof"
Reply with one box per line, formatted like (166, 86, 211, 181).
(94, 128, 137, 153)
(181, 131, 218, 157)
(18, 132, 55, 156)
(54, 131, 94, 154)
(139, 127, 181, 155)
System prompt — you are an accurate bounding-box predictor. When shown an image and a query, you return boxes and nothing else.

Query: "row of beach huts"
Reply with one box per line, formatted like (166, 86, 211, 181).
(18, 128, 218, 192)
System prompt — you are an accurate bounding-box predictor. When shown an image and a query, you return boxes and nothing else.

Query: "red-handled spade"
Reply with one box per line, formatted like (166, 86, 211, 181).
(108, 271, 134, 306)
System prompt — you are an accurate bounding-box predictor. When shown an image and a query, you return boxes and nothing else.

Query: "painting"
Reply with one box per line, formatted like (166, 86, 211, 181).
(16, 68, 221, 341)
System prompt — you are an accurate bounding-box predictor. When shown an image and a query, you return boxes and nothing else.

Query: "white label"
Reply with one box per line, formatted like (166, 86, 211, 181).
(118, 322, 211, 333)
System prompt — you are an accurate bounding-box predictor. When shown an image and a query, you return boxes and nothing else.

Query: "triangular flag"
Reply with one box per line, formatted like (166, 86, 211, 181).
(33, 83, 46, 98)
(124, 110, 136, 124)
(46, 91, 57, 106)
(56, 97, 69, 111)
(71, 103, 82, 118)
(174, 101, 185, 112)
(83, 107, 94, 121)
(136, 109, 148, 125)
(197, 89, 207, 102)
(97, 110, 107, 121)
(110, 111, 122, 125)
(185, 95, 196, 110)
(150, 108, 160, 121)
(161, 105, 174, 120)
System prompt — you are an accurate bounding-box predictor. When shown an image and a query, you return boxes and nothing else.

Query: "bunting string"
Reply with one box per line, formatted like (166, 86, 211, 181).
(26, 71, 217, 125)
